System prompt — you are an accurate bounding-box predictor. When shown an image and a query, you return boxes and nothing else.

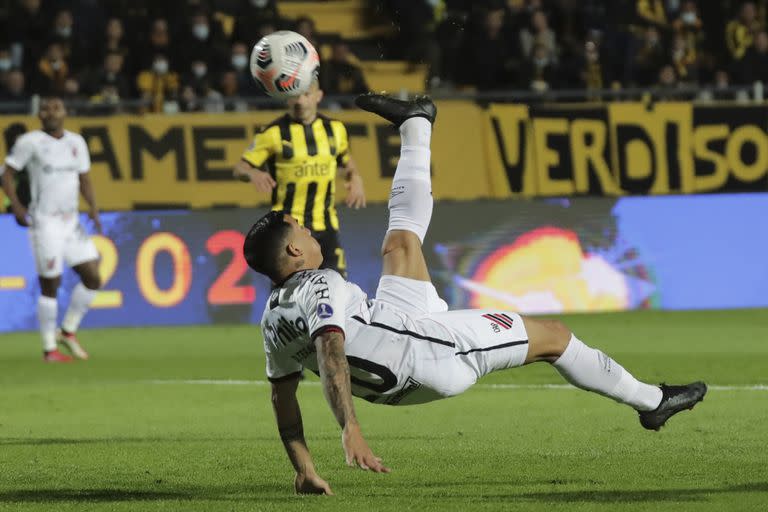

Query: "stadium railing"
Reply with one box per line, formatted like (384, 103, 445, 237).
(0, 83, 763, 116)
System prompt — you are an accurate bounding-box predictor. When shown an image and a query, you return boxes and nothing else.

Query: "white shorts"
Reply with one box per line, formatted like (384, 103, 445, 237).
(29, 213, 99, 278)
(353, 276, 529, 405)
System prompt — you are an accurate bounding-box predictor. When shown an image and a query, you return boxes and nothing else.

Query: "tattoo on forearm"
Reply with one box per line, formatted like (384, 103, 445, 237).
(317, 331, 356, 428)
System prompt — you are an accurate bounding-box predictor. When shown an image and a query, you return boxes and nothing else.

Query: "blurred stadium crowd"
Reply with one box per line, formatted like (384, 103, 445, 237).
(0, 0, 767, 113)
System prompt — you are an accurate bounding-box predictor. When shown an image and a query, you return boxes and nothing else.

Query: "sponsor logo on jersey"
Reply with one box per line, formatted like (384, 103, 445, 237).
(264, 315, 309, 348)
(482, 313, 515, 331)
(317, 303, 334, 319)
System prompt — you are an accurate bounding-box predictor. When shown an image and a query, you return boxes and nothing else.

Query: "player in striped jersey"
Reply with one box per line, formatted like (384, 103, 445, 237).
(234, 80, 365, 278)
(243, 94, 707, 495)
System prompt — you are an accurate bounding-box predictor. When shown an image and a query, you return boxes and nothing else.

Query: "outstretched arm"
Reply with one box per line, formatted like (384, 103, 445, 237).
(271, 375, 333, 495)
(314, 329, 389, 472)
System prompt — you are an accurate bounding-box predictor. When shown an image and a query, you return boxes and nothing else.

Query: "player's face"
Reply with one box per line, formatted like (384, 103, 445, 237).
(287, 82, 323, 124)
(284, 214, 323, 269)
(39, 99, 66, 132)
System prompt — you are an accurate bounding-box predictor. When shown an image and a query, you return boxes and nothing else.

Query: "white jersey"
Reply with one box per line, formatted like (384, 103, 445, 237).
(261, 269, 530, 406)
(4, 130, 90, 216)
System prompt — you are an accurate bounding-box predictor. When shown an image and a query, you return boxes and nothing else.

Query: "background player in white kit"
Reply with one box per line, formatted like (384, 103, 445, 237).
(243, 94, 707, 495)
(2, 97, 102, 362)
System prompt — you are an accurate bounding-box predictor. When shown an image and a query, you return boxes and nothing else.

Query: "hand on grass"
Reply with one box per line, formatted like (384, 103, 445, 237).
(342, 423, 390, 473)
(294, 471, 334, 495)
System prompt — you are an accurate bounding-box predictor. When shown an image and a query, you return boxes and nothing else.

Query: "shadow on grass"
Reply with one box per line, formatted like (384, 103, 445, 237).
(0, 484, 292, 504)
(0, 434, 433, 446)
(0, 482, 766, 504)
(492, 482, 768, 504)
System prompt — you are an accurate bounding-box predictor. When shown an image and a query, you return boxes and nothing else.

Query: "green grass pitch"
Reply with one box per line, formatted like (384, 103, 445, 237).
(1, 309, 767, 511)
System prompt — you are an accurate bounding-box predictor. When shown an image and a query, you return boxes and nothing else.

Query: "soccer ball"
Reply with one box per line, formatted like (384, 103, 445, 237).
(250, 31, 320, 99)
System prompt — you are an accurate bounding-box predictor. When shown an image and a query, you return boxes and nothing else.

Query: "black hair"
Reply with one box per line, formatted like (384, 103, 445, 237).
(243, 210, 292, 280)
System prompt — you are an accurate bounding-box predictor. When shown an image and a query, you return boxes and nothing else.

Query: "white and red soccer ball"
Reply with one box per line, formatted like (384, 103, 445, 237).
(250, 31, 320, 99)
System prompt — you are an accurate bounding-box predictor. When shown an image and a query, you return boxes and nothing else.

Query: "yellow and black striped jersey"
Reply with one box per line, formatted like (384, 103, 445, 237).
(242, 113, 350, 232)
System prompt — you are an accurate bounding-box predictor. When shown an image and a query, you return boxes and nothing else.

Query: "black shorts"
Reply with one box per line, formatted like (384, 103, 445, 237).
(313, 229, 347, 278)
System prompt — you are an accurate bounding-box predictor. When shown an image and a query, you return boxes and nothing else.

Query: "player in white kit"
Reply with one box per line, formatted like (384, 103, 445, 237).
(2, 97, 101, 362)
(243, 94, 707, 495)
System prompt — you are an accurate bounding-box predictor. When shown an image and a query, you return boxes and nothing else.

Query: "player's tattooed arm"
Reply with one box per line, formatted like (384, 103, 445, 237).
(271, 375, 314, 472)
(315, 329, 390, 473)
(315, 330, 357, 428)
(271, 375, 333, 494)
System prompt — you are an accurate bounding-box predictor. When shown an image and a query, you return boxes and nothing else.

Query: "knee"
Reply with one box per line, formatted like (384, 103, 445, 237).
(82, 273, 102, 290)
(381, 230, 421, 258)
(39, 276, 60, 298)
(546, 319, 572, 356)
(523, 317, 572, 362)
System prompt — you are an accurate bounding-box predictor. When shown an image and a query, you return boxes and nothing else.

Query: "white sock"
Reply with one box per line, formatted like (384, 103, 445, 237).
(553, 335, 663, 411)
(37, 295, 58, 352)
(387, 117, 433, 242)
(61, 282, 96, 334)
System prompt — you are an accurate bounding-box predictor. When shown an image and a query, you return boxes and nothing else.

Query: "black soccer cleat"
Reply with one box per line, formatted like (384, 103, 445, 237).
(639, 381, 707, 431)
(354, 93, 437, 127)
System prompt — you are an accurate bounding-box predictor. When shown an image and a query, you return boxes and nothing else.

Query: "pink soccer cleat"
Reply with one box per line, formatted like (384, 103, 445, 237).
(56, 330, 90, 360)
(43, 349, 73, 363)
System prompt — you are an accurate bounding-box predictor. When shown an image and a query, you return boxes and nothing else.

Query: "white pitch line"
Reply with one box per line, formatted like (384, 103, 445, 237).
(145, 379, 768, 391)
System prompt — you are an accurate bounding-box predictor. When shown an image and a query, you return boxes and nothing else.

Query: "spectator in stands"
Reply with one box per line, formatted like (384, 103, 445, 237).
(672, 1, 705, 50)
(671, 33, 698, 83)
(137, 18, 174, 72)
(94, 18, 133, 74)
(711, 69, 735, 99)
(460, 6, 516, 90)
(735, 30, 768, 83)
(230, 41, 261, 96)
(219, 70, 248, 112)
(0, 70, 28, 108)
(655, 64, 681, 99)
(179, 85, 200, 112)
(182, 58, 213, 97)
(33, 43, 71, 96)
(520, 9, 558, 63)
(232, 0, 280, 45)
(295, 16, 319, 49)
(522, 42, 559, 92)
(726, 1, 762, 62)
(136, 53, 180, 112)
(62, 77, 82, 101)
(180, 11, 227, 71)
(631, 25, 666, 86)
(634, 0, 671, 31)
(85, 51, 132, 100)
(8, 0, 48, 77)
(320, 42, 369, 97)
(578, 40, 610, 92)
(0, 47, 13, 86)
(49, 9, 87, 73)
(386, 0, 443, 88)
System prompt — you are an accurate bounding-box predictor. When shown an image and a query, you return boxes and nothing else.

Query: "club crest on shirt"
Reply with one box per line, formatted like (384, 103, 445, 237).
(317, 303, 334, 319)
